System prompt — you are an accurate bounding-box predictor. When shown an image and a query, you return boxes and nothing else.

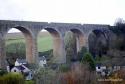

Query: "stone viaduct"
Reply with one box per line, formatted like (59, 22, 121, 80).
(0, 20, 110, 68)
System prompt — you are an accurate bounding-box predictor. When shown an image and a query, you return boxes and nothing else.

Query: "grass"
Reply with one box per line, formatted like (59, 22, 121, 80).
(6, 32, 53, 52)
(0, 72, 24, 84)
(37, 36, 53, 52)
(6, 39, 25, 45)
(25, 80, 35, 84)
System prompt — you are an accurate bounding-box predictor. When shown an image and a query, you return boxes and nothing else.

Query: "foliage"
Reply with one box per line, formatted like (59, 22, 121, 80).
(25, 80, 35, 84)
(99, 69, 125, 84)
(110, 22, 125, 51)
(81, 52, 96, 71)
(34, 63, 97, 84)
(39, 49, 53, 61)
(95, 55, 101, 62)
(95, 55, 112, 65)
(114, 18, 125, 26)
(64, 31, 76, 48)
(58, 64, 70, 72)
(0, 69, 7, 76)
(0, 72, 25, 84)
(111, 18, 125, 35)
(78, 47, 87, 61)
(6, 42, 26, 59)
(34, 68, 58, 84)
(59, 63, 97, 84)
(64, 31, 77, 62)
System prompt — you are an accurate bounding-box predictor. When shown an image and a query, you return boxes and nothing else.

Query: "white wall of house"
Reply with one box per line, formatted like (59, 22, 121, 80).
(26, 71, 33, 80)
(15, 59, 26, 66)
(11, 67, 21, 73)
(15, 60, 20, 66)
(96, 66, 106, 72)
(6, 66, 10, 72)
(39, 60, 47, 67)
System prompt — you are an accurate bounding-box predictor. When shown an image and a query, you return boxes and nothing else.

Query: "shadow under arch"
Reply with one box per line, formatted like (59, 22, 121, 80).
(88, 29, 109, 57)
(70, 29, 85, 52)
(37, 28, 66, 64)
(5, 26, 35, 64)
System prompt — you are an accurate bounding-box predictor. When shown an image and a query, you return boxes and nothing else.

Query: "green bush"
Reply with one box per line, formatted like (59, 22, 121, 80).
(6, 42, 26, 59)
(34, 68, 57, 84)
(81, 52, 95, 71)
(59, 64, 70, 72)
(39, 49, 53, 61)
(78, 47, 87, 61)
(25, 80, 35, 84)
(0, 72, 25, 84)
(0, 69, 7, 76)
(64, 31, 77, 63)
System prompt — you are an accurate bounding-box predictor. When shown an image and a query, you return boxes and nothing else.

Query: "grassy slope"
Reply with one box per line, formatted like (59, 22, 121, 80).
(37, 36, 53, 52)
(6, 32, 53, 52)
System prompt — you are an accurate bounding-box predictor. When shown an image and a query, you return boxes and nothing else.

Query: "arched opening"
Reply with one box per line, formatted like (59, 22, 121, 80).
(5, 28, 25, 65)
(64, 29, 85, 62)
(88, 29, 108, 58)
(37, 28, 66, 64)
(37, 29, 53, 64)
(5, 26, 34, 65)
(70, 29, 85, 52)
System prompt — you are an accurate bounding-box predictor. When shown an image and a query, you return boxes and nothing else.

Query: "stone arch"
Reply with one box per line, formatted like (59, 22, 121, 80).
(37, 28, 66, 63)
(70, 29, 85, 52)
(4, 26, 36, 64)
(64, 28, 85, 62)
(88, 29, 109, 57)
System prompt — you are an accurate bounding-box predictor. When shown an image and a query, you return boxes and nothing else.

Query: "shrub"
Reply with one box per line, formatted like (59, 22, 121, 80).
(25, 80, 35, 84)
(0, 72, 25, 84)
(59, 63, 97, 84)
(39, 49, 53, 61)
(64, 31, 77, 63)
(58, 64, 70, 72)
(78, 47, 87, 61)
(81, 52, 96, 71)
(34, 68, 58, 84)
(34, 62, 97, 84)
(99, 69, 125, 84)
(6, 42, 26, 59)
(0, 69, 7, 76)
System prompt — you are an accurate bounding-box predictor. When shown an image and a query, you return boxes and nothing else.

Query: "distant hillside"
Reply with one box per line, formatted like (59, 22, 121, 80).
(6, 31, 51, 40)
(6, 33, 24, 40)
(6, 32, 53, 52)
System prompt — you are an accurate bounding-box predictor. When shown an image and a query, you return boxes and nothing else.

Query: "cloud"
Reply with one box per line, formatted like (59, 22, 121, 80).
(0, 0, 125, 25)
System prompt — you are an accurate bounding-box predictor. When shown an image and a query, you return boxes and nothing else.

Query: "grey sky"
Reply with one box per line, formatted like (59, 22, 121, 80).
(0, 0, 125, 25)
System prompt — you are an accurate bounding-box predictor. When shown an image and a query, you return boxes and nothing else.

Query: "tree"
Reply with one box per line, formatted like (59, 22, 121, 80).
(6, 42, 26, 64)
(114, 18, 125, 26)
(64, 31, 77, 62)
(34, 68, 57, 84)
(81, 52, 95, 71)
(77, 47, 87, 61)
(111, 18, 125, 50)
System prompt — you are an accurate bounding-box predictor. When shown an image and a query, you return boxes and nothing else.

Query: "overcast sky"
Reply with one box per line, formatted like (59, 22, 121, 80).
(0, 0, 125, 32)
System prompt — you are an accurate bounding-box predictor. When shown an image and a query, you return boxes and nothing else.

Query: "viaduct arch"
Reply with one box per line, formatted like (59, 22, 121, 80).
(0, 20, 110, 68)
(88, 29, 110, 57)
(5, 27, 34, 64)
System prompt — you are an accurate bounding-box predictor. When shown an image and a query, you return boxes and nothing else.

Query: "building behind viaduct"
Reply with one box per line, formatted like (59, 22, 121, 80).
(0, 20, 110, 68)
